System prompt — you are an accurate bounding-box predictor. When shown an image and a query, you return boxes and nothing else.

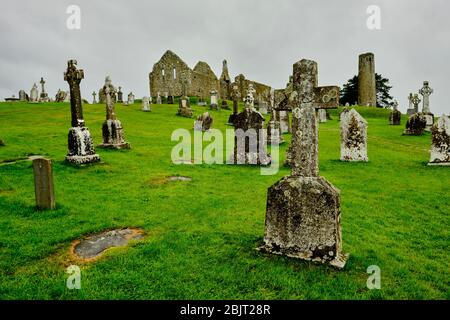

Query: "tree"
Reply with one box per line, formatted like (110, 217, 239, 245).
(340, 73, 393, 108)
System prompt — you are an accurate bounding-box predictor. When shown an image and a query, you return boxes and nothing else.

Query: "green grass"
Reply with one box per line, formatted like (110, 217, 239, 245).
(0, 101, 448, 300)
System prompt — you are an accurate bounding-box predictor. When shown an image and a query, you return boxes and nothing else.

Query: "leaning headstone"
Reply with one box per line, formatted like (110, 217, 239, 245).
(340, 109, 368, 162)
(32, 157, 55, 210)
(389, 100, 401, 125)
(403, 112, 426, 136)
(419, 81, 434, 131)
(98, 77, 130, 149)
(231, 88, 271, 165)
(64, 60, 100, 164)
(428, 115, 450, 166)
(210, 90, 219, 110)
(260, 59, 348, 269)
(227, 84, 241, 125)
(142, 96, 151, 112)
(30, 83, 39, 102)
(194, 112, 213, 132)
(318, 108, 327, 123)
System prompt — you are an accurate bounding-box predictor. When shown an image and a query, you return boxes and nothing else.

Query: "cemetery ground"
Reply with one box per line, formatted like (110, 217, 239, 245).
(0, 101, 448, 300)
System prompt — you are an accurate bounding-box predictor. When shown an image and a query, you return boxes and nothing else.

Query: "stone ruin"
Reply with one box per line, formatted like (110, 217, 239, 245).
(260, 59, 348, 269)
(194, 112, 213, 132)
(340, 109, 368, 162)
(98, 76, 130, 149)
(428, 115, 450, 166)
(64, 60, 100, 164)
(403, 112, 426, 136)
(230, 88, 271, 166)
(389, 100, 401, 125)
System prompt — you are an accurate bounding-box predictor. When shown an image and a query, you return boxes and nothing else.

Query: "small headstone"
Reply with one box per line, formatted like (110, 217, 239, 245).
(156, 92, 162, 104)
(142, 96, 151, 112)
(210, 90, 219, 110)
(318, 108, 327, 123)
(389, 100, 401, 125)
(194, 112, 213, 132)
(429, 115, 450, 166)
(55, 89, 68, 102)
(32, 157, 56, 210)
(403, 113, 426, 136)
(340, 109, 368, 162)
(261, 59, 348, 269)
(64, 60, 100, 164)
(19, 90, 28, 102)
(127, 92, 134, 105)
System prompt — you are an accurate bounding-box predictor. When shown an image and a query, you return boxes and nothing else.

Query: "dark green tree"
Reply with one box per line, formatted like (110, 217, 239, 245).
(340, 74, 393, 108)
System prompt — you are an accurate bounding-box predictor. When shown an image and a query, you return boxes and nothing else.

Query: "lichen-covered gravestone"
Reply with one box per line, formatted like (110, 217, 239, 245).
(428, 115, 450, 166)
(32, 157, 55, 210)
(142, 96, 151, 112)
(403, 113, 426, 136)
(389, 100, 401, 125)
(340, 109, 368, 162)
(318, 108, 327, 123)
(64, 60, 100, 164)
(98, 76, 130, 149)
(194, 112, 213, 132)
(231, 88, 271, 165)
(261, 59, 348, 268)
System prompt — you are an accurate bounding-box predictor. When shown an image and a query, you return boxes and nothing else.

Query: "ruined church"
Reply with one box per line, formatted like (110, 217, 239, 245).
(149, 50, 271, 106)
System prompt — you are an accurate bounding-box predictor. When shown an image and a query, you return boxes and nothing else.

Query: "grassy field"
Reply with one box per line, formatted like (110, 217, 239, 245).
(0, 101, 448, 300)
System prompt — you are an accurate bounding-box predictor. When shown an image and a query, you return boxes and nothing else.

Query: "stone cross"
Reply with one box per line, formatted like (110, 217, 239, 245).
(411, 94, 421, 113)
(290, 59, 339, 176)
(92, 91, 97, 104)
(40, 77, 46, 94)
(419, 81, 433, 114)
(64, 60, 85, 127)
(33, 157, 55, 210)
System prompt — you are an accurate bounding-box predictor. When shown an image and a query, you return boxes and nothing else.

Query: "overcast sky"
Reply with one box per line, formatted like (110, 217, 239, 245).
(1, 0, 449, 114)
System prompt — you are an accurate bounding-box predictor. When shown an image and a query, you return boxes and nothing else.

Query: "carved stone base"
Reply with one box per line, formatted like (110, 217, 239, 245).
(66, 127, 100, 164)
(261, 175, 348, 269)
(98, 119, 130, 149)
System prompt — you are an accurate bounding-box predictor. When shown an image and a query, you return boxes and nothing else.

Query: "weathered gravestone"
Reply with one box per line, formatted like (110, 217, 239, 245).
(428, 115, 450, 166)
(358, 53, 376, 107)
(32, 157, 55, 210)
(411, 93, 421, 114)
(231, 89, 271, 165)
(260, 59, 348, 269)
(318, 108, 327, 123)
(55, 89, 68, 102)
(389, 100, 401, 125)
(98, 77, 130, 149)
(39, 77, 49, 102)
(266, 108, 284, 145)
(210, 90, 219, 110)
(221, 99, 230, 110)
(30, 83, 39, 102)
(194, 112, 213, 132)
(227, 84, 241, 125)
(278, 110, 291, 133)
(127, 92, 135, 105)
(92, 91, 97, 104)
(403, 113, 426, 136)
(117, 86, 123, 103)
(419, 81, 434, 131)
(177, 83, 193, 117)
(406, 93, 415, 116)
(64, 60, 100, 164)
(141, 96, 151, 112)
(340, 109, 368, 162)
(19, 90, 28, 102)
(156, 92, 162, 104)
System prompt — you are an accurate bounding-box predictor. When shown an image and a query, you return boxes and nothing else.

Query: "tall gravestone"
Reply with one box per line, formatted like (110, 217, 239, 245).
(98, 77, 130, 149)
(227, 84, 241, 125)
(30, 83, 39, 102)
(39, 77, 49, 102)
(406, 93, 415, 116)
(358, 53, 376, 107)
(117, 86, 123, 103)
(142, 96, 151, 112)
(278, 110, 290, 133)
(210, 90, 219, 110)
(33, 157, 56, 210)
(340, 109, 368, 162)
(231, 88, 271, 165)
(411, 94, 421, 113)
(419, 81, 434, 131)
(64, 60, 100, 164)
(318, 108, 327, 123)
(261, 59, 348, 268)
(266, 108, 284, 145)
(92, 91, 97, 104)
(428, 115, 450, 166)
(389, 100, 401, 125)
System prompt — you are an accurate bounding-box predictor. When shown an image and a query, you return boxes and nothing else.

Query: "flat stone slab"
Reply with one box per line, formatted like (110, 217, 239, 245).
(168, 176, 191, 181)
(71, 228, 144, 260)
